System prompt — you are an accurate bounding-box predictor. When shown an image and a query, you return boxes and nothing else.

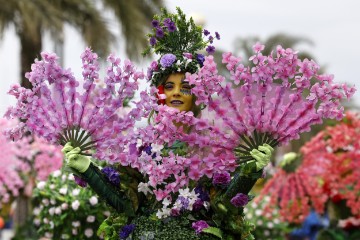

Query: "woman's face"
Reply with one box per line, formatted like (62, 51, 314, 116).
(164, 73, 193, 112)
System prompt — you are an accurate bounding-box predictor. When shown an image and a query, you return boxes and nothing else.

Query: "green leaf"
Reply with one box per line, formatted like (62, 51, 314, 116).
(202, 227, 223, 239)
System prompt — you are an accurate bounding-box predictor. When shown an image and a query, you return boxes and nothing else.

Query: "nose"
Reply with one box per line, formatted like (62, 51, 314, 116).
(172, 85, 181, 97)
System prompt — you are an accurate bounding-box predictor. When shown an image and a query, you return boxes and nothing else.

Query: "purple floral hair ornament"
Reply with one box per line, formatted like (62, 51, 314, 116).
(160, 54, 177, 68)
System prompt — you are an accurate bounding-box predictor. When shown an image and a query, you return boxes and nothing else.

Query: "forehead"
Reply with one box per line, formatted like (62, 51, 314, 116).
(165, 73, 186, 83)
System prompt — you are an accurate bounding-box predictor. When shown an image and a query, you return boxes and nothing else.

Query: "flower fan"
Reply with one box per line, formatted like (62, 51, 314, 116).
(159, 43, 356, 165)
(4, 48, 154, 162)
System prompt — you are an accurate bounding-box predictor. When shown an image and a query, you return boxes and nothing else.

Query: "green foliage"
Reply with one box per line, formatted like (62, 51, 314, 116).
(142, 7, 206, 57)
(130, 216, 218, 240)
(97, 213, 128, 240)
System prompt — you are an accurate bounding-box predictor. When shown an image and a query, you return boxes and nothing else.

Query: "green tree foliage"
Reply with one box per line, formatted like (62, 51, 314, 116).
(0, 0, 163, 88)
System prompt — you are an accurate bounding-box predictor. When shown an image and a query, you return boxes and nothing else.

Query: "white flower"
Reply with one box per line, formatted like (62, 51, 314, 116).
(72, 228, 78, 235)
(45, 232, 53, 238)
(178, 188, 191, 198)
(267, 222, 274, 229)
(55, 207, 62, 215)
(151, 143, 164, 153)
(33, 207, 41, 216)
(273, 218, 280, 224)
(84, 228, 94, 238)
(257, 220, 263, 225)
(49, 184, 55, 189)
(136, 139, 143, 148)
(53, 170, 61, 177)
(61, 203, 68, 210)
(246, 213, 253, 219)
(42, 199, 49, 206)
(34, 218, 41, 226)
(37, 181, 46, 190)
(156, 208, 171, 219)
(103, 211, 110, 217)
(162, 198, 171, 207)
(138, 182, 151, 195)
(86, 215, 95, 223)
(59, 187, 68, 195)
(72, 200, 80, 211)
(72, 189, 80, 196)
(264, 230, 270, 236)
(43, 218, 49, 224)
(68, 174, 75, 181)
(48, 207, 55, 216)
(326, 146, 333, 153)
(50, 221, 54, 229)
(89, 196, 98, 206)
(255, 209, 262, 216)
(61, 174, 67, 182)
(243, 208, 248, 214)
(203, 201, 210, 210)
(251, 202, 258, 208)
(72, 221, 81, 227)
(50, 198, 56, 205)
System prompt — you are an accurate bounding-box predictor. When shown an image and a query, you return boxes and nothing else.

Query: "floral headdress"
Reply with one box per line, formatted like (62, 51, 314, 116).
(142, 7, 220, 87)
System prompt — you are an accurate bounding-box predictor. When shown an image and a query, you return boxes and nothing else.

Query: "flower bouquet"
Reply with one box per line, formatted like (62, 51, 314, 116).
(32, 169, 109, 239)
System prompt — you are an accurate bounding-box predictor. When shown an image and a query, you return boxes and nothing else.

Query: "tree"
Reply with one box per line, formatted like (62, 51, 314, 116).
(0, 0, 163, 89)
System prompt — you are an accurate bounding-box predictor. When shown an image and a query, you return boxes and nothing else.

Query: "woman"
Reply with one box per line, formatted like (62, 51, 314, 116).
(62, 8, 273, 239)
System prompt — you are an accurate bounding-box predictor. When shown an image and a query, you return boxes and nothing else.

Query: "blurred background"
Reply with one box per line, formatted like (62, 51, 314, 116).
(0, 1, 359, 239)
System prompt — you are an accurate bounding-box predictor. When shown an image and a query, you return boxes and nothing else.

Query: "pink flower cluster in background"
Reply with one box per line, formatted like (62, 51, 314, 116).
(0, 118, 63, 207)
(258, 112, 360, 223)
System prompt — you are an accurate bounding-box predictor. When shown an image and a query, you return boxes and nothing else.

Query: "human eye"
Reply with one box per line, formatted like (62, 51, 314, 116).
(182, 82, 191, 89)
(164, 82, 174, 90)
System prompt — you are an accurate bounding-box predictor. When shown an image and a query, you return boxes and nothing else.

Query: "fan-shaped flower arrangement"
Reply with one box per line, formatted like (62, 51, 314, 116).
(152, 43, 355, 170)
(4, 48, 155, 162)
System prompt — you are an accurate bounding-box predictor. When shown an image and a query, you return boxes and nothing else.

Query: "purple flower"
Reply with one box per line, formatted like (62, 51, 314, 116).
(206, 45, 215, 54)
(208, 36, 214, 44)
(183, 53, 193, 59)
(160, 54, 176, 68)
(196, 54, 205, 67)
(167, 22, 177, 32)
(163, 18, 172, 27)
(119, 224, 136, 239)
(150, 60, 158, 70)
(101, 166, 121, 186)
(194, 185, 210, 201)
(74, 175, 87, 188)
(151, 20, 159, 28)
(192, 199, 204, 211)
(212, 172, 231, 187)
(215, 32, 221, 40)
(149, 37, 156, 46)
(230, 193, 249, 207)
(156, 28, 164, 38)
(192, 220, 209, 234)
(203, 29, 210, 36)
(178, 196, 190, 210)
(146, 68, 153, 81)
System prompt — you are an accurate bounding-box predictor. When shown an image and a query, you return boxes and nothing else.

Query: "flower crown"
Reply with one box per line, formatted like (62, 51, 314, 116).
(142, 7, 220, 86)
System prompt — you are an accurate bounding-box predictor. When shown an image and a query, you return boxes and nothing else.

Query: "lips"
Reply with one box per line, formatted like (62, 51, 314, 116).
(170, 100, 184, 106)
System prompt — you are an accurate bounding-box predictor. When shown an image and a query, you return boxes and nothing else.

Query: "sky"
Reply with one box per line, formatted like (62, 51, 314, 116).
(0, 0, 359, 116)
